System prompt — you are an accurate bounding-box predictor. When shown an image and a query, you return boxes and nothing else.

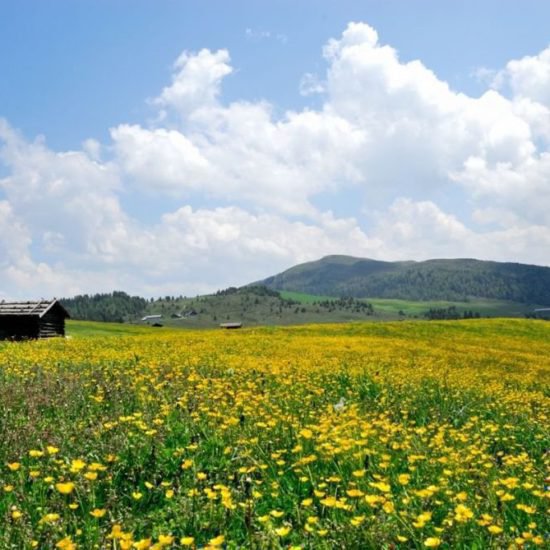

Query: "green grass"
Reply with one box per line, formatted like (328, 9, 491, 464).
(278, 291, 337, 304)
(279, 291, 537, 318)
(66, 320, 171, 337)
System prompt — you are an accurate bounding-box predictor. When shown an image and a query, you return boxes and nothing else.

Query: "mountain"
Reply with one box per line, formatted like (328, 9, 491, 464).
(259, 256, 550, 305)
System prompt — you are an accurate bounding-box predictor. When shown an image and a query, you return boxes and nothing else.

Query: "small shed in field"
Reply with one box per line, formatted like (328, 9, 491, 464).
(219, 322, 243, 329)
(0, 299, 70, 340)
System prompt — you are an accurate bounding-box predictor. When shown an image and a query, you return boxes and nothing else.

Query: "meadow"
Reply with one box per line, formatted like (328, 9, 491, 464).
(1, 319, 548, 549)
(278, 291, 537, 318)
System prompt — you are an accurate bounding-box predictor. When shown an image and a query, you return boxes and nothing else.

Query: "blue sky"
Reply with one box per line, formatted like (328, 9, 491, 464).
(3, 1, 549, 148)
(1, 1, 550, 298)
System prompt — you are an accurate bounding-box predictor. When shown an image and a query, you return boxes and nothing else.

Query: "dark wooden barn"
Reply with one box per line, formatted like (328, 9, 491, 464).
(0, 299, 70, 340)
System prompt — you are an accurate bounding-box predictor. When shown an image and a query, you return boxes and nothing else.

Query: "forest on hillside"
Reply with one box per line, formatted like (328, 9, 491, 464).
(61, 291, 149, 322)
(262, 257, 550, 304)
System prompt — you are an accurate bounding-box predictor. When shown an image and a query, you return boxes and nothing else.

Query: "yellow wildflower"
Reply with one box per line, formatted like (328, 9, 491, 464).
(181, 459, 193, 470)
(133, 539, 151, 549)
(157, 535, 174, 545)
(454, 504, 474, 522)
(70, 459, 86, 473)
(369, 481, 391, 493)
(29, 450, 44, 458)
(40, 513, 60, 524)
(55, 537, 77, 550)
(397, 474, 410, 485)
(55, 482, 75, 495)
(275, 526, 291, 537)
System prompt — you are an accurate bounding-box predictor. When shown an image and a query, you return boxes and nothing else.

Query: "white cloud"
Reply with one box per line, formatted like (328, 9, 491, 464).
(245, 28, 287, 44)
(494, 45, 550, 107)
(299, 72, 325, 96)
(1, 22, 550, 298)
(0, 120, 125, 259)
(371, 198, 550, 266)
(111, 124, 212, 195)
(113, 98, 365, 215)
(153, 48, 232, 121)
(0, 200, 31, 265)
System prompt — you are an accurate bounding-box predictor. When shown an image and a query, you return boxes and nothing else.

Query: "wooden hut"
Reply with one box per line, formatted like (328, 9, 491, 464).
(0, 299, 70, 340)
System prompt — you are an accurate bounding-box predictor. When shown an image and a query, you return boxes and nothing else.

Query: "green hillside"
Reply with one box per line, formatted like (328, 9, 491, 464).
(60, 256, 550, 327)
(261, 255, 550, 304)
(62, 287, 378, 327)
(137, 286, 377, 327)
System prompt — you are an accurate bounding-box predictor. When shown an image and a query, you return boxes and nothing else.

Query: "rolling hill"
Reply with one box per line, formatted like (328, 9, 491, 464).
(259, 256, 550, 305)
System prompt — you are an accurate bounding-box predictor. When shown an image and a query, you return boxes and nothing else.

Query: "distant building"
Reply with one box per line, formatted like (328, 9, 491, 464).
(0, 299, 70, 340)
(534, 308, 550, 319)
(219, 322, 243, 329)
(141, 314, 162, 322)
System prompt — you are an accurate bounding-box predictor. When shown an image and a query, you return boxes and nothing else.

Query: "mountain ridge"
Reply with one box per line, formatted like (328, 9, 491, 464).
(258, 256, 550, 304)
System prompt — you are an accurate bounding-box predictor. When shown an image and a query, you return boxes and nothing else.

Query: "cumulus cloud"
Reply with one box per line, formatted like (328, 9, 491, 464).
(0, 200, 31, 266)
(112, 100, 365, 215)
(153, 48, 233, 121)
(1, 22, 550, 298)
(0, 120, 125, 260)
(494, 45, 550, 106)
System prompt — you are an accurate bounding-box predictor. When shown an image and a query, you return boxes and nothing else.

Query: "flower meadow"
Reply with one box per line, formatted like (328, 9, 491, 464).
(1, 319, 548, 549)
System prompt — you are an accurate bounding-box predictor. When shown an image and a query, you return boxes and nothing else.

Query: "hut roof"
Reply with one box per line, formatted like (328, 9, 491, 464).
(219, 322, 243, 329)
(0, 299, 70, 318)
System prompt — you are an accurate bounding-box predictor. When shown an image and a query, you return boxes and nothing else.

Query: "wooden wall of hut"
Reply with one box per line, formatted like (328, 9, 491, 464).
(0, 317, 40, 340)
(39, 311, 66, 338)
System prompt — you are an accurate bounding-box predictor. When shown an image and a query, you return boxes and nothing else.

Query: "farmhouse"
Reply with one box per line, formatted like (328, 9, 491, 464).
(0, 299, 70, 340)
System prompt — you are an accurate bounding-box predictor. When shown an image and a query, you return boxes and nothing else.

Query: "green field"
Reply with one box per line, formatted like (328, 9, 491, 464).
(66, 320, 161, 337)
(1, 319, 548, 548)
(280, 291, 537, 318)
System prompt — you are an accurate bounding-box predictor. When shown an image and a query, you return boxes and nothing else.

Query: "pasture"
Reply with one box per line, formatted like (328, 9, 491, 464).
(1, 319, 548, 548)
